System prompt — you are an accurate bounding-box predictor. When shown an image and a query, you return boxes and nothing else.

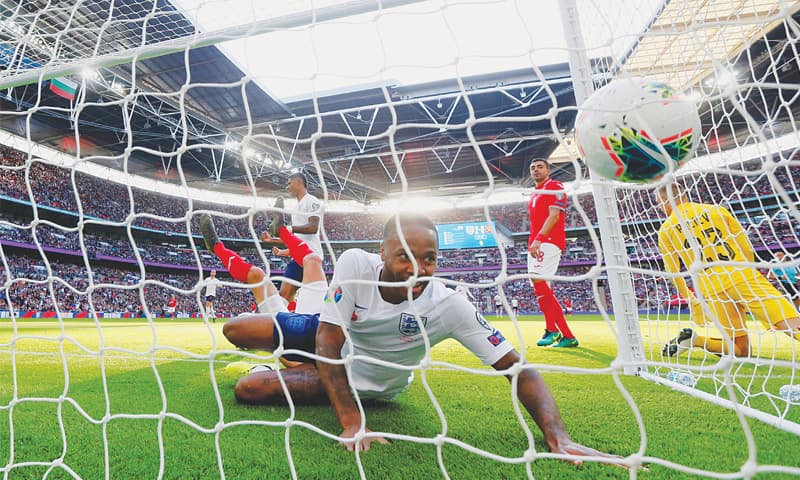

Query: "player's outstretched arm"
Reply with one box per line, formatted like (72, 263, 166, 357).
(493, 351, 625, 467)
(291, 215, 320, 235)
(316, 321, 389, 452)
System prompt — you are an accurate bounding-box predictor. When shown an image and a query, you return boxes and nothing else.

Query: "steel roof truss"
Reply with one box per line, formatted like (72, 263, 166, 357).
(432, 146, 462, 173)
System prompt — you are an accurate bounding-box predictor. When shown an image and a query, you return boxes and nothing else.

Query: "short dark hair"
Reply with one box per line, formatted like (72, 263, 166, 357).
(289, 172, 307, 188)
(530, 158, 550, 169)
(383, 214, 438, 248)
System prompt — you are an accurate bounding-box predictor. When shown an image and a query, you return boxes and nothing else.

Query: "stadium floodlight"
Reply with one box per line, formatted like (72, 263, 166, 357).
(110, 81, 125, 94)
(242, 147, 257, 159)
(703, 68, 739, 91)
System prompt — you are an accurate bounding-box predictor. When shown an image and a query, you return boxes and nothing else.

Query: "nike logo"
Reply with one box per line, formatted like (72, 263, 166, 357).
(354, 303, 367, 310)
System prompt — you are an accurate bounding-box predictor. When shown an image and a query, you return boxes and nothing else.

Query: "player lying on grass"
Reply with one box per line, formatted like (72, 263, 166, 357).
(217, 212, 625, 466)
(655, 182, 800, 357)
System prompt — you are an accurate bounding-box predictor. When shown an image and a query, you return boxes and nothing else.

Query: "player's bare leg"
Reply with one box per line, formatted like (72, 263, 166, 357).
(223, 312, 279, 350)
(205, 299, 216, 322)
(223, 311, 306, 369)
(224, 309, 324, 402)
(234, 362, 328, 405)
(279, 282, 300, 304)
(220, 225, 325, 352)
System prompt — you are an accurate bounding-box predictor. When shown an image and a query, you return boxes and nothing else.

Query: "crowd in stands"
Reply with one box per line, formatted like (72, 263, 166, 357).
(0, 254, 255, 317)
(1, 144, 798, 315)
(3, 145, 798, 242)
(0, 248, 610, 316)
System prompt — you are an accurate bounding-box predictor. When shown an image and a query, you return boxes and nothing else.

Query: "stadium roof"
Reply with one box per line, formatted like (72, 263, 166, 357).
(0, 0, 798, 206)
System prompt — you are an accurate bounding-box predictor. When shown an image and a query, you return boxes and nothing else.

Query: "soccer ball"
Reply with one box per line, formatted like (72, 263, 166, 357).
(574, 77, 702, 183)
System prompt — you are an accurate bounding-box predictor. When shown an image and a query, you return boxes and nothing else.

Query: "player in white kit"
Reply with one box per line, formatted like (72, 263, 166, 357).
(204, 269, 221, 322)
(272, 172, 324, 303)
(221, 214, 622, 466)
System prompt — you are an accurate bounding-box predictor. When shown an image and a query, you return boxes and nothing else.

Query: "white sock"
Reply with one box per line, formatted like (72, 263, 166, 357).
(259, 295, 289, 314)
(294, 280, 328, 314)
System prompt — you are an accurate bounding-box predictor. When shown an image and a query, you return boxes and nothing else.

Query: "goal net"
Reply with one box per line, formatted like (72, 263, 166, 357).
(0, 0, 798, 478)
(585, 0, 800, 433)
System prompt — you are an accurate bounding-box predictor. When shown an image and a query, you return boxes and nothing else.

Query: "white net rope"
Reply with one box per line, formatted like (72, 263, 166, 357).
(602, 0, 800, 432)
(0, 0, 799, 479)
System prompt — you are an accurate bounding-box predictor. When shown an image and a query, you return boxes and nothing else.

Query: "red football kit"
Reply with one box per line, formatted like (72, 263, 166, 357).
(527, 178, 567, 251)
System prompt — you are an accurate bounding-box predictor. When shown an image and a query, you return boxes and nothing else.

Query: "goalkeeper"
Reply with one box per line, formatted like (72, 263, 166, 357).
(655, 182, 800, 357)
(221, 213, 623, 466)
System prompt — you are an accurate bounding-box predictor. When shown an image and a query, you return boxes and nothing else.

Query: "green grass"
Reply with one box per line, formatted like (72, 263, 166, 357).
(1, 315, 798, 479)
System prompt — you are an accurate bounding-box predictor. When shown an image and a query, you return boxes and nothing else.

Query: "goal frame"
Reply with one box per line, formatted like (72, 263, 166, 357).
(559, 0, 800, 436)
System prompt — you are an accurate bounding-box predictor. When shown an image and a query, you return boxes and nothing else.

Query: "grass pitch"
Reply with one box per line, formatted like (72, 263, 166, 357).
(1, 315, 798, 479)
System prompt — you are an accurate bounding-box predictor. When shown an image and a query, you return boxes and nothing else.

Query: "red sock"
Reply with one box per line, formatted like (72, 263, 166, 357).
(279, 226, 314, 265)
(534, 282, 574, 338)
(213, 242, 253, 283)
(552, 309, 574, 339)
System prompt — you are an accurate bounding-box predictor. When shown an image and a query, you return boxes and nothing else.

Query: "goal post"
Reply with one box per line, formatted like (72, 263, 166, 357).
(561, 0, 800, 437)
(558, 0, 647, 376)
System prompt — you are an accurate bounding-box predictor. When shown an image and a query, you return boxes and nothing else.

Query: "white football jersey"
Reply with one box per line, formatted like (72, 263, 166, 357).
(292, 193, 324, 258)
(320, 249, 513, 399)
(205, 277, 220, 296)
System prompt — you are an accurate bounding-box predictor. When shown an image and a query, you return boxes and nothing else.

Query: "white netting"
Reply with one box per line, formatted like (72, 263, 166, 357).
(587, 0, 800, 433)
(1, 0, 799, 479)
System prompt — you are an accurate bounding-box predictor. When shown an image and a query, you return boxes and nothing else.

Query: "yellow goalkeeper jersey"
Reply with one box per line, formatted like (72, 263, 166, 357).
(657, 201, 757, 296)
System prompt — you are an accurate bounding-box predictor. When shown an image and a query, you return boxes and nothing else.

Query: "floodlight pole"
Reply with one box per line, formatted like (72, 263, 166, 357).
(558, 1, 647, 375)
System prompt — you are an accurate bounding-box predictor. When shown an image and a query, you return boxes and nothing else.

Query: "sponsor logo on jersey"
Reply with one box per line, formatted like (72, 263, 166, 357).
(487, 329, 506, 346)
(398, 312, 428, 336)
(324, 286, 343, 303)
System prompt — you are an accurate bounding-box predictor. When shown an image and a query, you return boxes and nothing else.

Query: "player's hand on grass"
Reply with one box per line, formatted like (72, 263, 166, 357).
(339, 425, 390, 452)
(550, 440, 628, 468)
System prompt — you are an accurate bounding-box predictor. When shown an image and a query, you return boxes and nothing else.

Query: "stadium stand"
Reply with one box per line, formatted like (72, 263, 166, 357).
(1, 144, 798, 315)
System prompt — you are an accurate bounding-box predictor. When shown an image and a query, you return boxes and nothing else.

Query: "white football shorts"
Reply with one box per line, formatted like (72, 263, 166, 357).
(527, 242, 562, 280)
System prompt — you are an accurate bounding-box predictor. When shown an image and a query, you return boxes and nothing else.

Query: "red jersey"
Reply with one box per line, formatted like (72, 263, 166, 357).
(563, 298, 572, 308)
(527, 178, 567, 251)
(168, 298, 177, 308)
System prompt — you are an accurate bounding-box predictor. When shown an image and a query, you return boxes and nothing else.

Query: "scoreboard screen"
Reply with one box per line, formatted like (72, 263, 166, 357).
(437, 221, 498, 250)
